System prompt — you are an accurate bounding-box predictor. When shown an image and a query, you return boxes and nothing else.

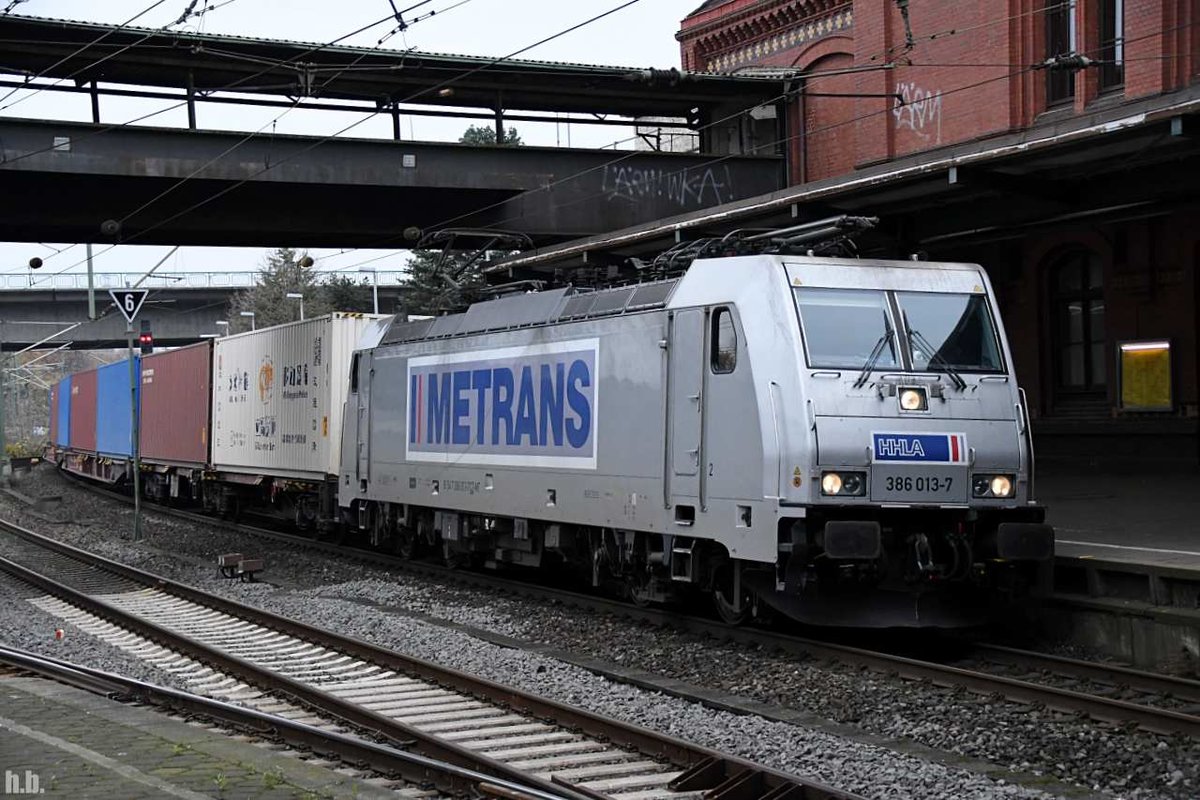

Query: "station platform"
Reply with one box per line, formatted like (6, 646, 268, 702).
(1039, 462, 1200, 571)
(0, 673, 399, 799)
(1033, 463, 1199, 669)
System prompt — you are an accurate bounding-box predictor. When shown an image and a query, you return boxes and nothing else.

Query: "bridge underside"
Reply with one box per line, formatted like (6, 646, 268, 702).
(0, 172, 514, 249)
(0, 119, 782, 248)
(0, 286, 411, 351)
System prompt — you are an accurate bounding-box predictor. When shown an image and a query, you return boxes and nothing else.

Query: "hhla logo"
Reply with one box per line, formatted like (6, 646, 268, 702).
(4, 770, 42, 795)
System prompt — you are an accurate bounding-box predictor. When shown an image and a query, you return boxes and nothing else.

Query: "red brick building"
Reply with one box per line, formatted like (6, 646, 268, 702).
(678, 1, 1200, 462)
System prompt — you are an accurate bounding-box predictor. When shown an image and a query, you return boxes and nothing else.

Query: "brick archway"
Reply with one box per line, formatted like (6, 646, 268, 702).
(796, 49, 856, 183)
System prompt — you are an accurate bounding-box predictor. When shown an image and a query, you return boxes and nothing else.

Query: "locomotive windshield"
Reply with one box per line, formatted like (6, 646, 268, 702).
(896, 292, 1003, 373)
(793, 287, 1004, 373)
(794, 288, 898, 369)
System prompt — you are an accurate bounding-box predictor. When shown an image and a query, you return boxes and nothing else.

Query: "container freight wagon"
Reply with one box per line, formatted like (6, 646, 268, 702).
(96, 358, 139, 459)
(209, 313, 386, 527)
(50, 375, 71, 450)
(139, 341, 213, 502)
(67, 368, 97, 453)
(65, 358, 140, 483)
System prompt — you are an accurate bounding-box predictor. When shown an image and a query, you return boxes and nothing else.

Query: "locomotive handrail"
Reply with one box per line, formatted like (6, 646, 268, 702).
(1018, 387, 1037, 502)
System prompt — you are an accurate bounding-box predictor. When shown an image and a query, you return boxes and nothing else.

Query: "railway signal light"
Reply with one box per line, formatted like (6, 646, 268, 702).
(139, 320, 154, 354)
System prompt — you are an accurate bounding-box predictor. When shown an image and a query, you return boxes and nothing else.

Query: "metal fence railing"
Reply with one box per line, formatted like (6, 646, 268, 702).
(1, 270, 407, 291)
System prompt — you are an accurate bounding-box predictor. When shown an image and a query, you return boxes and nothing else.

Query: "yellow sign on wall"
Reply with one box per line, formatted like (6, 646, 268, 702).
(1119, 341, 1172, 411)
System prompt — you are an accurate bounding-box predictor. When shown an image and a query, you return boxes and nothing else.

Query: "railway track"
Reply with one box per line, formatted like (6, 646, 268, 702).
(53, 474, 1200, 740)
(954, 643, 1200, 716)
(0, 514, 859, 800)
(0, 643, 557, 799)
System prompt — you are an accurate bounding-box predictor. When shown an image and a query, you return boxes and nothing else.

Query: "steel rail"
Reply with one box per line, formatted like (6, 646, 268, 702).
(0, 546, 582, 800)
(0, 515, 860, 800)
(967, 643, 1200, 705)
(57, 472, 1200, 738)
(0, 643, 576, 800)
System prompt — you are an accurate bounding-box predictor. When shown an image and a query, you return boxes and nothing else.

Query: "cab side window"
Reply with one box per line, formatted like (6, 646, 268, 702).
(711, 308, 737, 374)
(350, 353, 360, 393)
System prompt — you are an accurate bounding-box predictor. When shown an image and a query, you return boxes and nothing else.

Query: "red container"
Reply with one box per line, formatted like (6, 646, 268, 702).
(69, 368, 98, 453)
(140, 341, 212, 466)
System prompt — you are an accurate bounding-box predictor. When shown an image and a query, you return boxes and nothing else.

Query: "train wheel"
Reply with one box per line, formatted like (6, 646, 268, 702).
(393, 526, 417, 560)
(712, 563, 749, 626)
(625, 572, 653, 608)
(294, 496, 318, 536)
(220, 493, 241, 522)
(441, 542, 464, 569)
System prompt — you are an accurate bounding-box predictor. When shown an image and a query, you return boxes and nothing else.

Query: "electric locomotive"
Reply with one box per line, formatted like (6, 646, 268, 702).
(339, 221, 1054, 628)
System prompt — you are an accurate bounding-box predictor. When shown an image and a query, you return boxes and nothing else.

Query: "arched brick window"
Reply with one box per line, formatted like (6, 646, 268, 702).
(1051, 249, 1107, 394)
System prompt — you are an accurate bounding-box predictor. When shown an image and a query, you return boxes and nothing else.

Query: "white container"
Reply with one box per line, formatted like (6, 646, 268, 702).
(211, 313, 387, 480)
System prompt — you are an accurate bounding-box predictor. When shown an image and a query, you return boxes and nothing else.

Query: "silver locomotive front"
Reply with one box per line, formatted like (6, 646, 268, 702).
(768, 259, 1053, 626)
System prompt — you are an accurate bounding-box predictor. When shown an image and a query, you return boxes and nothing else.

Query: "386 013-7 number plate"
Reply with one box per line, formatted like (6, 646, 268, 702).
(870, 465, 968, 504)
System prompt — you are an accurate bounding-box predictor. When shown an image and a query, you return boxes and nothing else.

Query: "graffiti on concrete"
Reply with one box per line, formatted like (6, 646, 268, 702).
(893, 81, 943, 143)
(602, 163, 735, 209)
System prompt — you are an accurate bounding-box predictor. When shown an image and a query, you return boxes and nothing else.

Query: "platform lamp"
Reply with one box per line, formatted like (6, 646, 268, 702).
(239, 311, 256, 331)
(358, 267, 379, 314)
(286, 292, 305, 321)
(215, 320, 229, 337)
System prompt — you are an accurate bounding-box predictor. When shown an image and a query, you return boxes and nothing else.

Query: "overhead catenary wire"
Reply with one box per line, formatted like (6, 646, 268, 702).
(324, 11, 1196, 275)
(1, 21, 397, 278)
(105, 0, 487, 238)
(314, 0, 1121, 272)
(0, 1, 449, 174)
(172, 0, 203, 26)
(0, 0, 480, 170)
(3, 2, 475, 278)
(0, 0, 183, 112)
(31, 0, 645, 279)
(105, 0, 644, 243)
(875, 0, 1075, 61)
(29, 5, 486, 282)
(8, 0, 891, 279)
(0, 0, 1099, 275)
(0, 0, 242, 116)
(19, 3, 1179, 281)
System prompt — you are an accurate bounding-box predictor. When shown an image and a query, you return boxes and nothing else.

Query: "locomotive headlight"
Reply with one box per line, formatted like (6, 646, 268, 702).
(899, 387, 928, 412)
(821, 471, 866, 497)
(972, 474, 1016, 498)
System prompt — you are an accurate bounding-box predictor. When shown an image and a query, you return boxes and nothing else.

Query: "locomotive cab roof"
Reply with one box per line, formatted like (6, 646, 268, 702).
(381, 251, 993, 348)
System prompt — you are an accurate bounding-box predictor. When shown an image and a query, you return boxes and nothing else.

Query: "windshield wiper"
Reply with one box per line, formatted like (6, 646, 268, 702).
(854, 324, 894, 388)
(908, 328, 967, 391)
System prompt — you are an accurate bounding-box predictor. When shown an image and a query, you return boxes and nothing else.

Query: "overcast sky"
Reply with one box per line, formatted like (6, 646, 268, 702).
(0, 0, 702, 285)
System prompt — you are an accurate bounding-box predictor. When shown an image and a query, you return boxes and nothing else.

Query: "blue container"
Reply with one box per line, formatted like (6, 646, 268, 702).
(96, 358, 139, 457)
(54, 375, 71, 447)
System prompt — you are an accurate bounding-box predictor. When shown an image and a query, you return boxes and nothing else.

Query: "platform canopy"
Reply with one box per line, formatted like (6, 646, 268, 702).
(0, 14, 785, 118)
(491, 85, 1200, 277)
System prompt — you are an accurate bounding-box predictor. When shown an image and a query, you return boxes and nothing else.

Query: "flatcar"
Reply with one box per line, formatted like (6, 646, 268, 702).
(339, 246, 1054, 627)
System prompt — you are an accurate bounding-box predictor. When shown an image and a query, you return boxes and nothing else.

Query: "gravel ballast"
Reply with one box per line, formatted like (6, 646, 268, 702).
(3, 467, 1196, 799)
(0, 571, 188, 690)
